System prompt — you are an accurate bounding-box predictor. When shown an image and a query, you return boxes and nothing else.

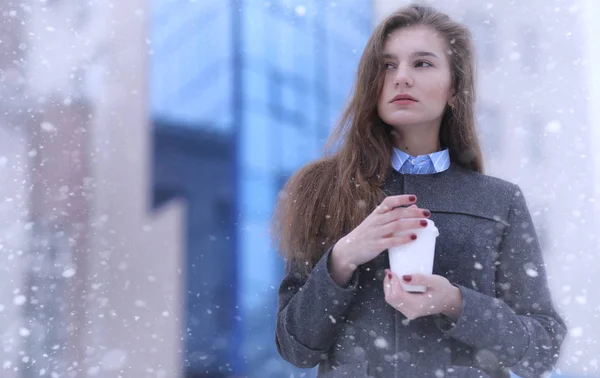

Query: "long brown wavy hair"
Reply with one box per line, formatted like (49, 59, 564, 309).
(272, 4, 483, 272)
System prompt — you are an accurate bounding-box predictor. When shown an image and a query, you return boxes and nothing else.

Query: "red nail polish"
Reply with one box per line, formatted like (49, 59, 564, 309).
(410, 234, 417, 240)
(420, 220, 428, 227)
(409, 195, 416, 202)
(403, 275, 412, 282)
(388, 273, 393, 280)
(423, 210, 431, 217)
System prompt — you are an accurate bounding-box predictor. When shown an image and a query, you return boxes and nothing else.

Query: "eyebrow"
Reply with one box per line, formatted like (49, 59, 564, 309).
(383, 51, 440, 59)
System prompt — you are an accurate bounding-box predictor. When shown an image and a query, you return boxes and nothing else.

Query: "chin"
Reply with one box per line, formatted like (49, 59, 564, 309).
(382, 116, 426, 128)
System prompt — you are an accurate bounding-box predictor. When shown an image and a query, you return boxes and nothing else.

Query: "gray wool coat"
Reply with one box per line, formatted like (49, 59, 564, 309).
(275, 164, 566, 378)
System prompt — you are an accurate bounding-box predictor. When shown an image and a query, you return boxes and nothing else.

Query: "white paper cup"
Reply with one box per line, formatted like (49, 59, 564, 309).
(388, 218, 439, 292)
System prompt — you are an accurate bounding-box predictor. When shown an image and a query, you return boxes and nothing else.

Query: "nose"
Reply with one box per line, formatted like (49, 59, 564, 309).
(394, 66, 414, 88)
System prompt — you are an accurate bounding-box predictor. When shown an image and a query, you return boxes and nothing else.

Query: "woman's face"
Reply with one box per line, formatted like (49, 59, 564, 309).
(377, 25, 454, 132)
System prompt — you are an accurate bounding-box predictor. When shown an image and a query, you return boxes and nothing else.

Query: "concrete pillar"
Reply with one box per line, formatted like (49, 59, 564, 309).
(2, 0, 186, 376)
(82, 0, 184, 376)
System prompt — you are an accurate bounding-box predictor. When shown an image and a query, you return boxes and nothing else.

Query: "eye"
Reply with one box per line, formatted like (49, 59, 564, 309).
(384, 62, 396, 69)
(415, 61, 433, 68)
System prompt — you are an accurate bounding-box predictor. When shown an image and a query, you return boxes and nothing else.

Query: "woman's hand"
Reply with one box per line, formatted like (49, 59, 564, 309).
(329, 195, 430, 286)
(383, 269, 462, 321)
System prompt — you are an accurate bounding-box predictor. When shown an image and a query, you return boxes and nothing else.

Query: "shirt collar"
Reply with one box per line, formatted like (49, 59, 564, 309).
(391, 147, 451, 173)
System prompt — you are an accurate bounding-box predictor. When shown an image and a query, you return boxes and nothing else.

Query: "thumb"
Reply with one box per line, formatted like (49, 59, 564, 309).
(383, 270, 395, 298)
(384, 269, 402, 297)
(402, 273, 429, 287)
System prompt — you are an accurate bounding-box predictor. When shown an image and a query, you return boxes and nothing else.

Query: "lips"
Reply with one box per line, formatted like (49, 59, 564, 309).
(391, 94, 417, 103)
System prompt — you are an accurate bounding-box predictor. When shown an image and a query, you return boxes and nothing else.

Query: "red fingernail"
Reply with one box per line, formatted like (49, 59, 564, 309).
(420, 220, 428, 227)
(410, 234, 417, 240)
(409, 195, 416, 202)
(423, 210, 431, 217)
(388, 273, 393, 280)
(403, 275, 412, 282)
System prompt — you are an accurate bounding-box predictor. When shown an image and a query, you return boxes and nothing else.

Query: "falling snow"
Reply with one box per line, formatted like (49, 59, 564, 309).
(13, 295, 26, 306)
(40, 122, 56, 132)
(62, 268, 76, 278)
(294, 5, 307, 16)
(525, 268, 539, 278)
(0, 1, 598, 378)
(571, 327, 584, 338)
(545, 121, 562, 133)
(374, 337, 389, 349)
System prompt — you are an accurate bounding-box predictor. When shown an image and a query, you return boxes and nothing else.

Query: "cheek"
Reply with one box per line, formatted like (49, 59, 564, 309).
(377, 85, 392, 110)
(431, 80, 450, 93)
(425, 80, 452, 104)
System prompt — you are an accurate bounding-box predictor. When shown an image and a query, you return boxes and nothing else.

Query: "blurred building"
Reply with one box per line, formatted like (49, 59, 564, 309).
(0, 4, 30, 377)
(1, 0, 375, 376)
(374, 1, 599, 377)
(150, 0, 372, 377)
(1, 0, 184, 377)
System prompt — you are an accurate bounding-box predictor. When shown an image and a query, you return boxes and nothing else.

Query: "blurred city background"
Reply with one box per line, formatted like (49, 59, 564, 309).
(0, 0, 599, 377)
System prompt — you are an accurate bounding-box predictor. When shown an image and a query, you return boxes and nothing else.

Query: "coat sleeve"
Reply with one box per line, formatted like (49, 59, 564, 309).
(438, 185, 567, 377)
(275, 246, 360, 368)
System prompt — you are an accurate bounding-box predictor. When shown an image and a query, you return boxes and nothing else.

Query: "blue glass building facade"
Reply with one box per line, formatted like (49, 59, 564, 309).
(150, 1, 372, 376)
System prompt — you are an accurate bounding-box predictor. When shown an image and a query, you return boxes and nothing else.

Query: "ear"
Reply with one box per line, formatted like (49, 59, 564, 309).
(447, 89, 457, 107)
(447, 97, 455, 108)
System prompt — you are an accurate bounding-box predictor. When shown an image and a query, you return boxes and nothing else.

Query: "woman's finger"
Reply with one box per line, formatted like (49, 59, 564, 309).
(376, 205, 431, 225)
(385, 270, 406, 299)
(377, 233, 418, 251)
(377, 218, 428, 238)
(406, 273, 430, 288)
(374, 195, 418, 215)
(383, 269, 393, 297)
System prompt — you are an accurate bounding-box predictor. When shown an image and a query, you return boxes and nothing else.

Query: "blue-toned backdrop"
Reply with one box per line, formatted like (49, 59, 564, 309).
(149, 1, 372, 376)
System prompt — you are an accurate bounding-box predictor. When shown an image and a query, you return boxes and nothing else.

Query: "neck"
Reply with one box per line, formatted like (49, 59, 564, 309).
(392, 126, 441, 156)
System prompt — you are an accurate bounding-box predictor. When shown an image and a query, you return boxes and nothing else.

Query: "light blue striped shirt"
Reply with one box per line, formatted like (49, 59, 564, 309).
(391, 147, 451, 174)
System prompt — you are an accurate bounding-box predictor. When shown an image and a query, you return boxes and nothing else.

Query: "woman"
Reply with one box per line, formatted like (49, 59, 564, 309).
(272, 4, 566, 378)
